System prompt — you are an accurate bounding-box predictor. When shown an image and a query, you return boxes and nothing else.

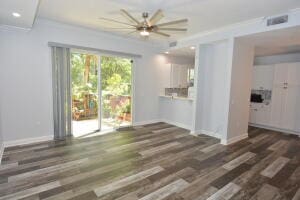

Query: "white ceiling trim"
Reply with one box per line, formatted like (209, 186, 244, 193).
(0, 24, 31, 32)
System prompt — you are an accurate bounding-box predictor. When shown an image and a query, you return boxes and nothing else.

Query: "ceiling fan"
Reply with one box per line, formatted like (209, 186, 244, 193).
(99, 9, 188, 38)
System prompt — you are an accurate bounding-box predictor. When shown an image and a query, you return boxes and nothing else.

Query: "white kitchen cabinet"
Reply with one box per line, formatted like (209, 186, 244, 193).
(251, 62, 300, 134)
(273, 64, 288, 87)
(281, 86, 300, 131)
(249, 103, 271, 126)
(171, 64, 189, 88)
(270, 86, 285, 128)
(252, 65, 274, 90)
(270, 62, 300, 132)
(249, 107, 256, 124)
(287, 63, 300, 86)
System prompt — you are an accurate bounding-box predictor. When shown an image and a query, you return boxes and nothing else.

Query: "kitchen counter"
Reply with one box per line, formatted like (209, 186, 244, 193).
(250, 101, 271, 106)
(159, 95, 194, 101)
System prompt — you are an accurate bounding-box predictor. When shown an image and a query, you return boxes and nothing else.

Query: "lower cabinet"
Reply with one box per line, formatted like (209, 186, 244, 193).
(249, 103, 271, 126)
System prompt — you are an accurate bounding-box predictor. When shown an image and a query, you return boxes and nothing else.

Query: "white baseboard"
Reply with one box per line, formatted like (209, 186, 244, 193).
(0, 142, 4, 164)
(3, 135, 54, 148)
(132, 119, 162, 126)
(191, 129, 222, 140)
(133, 119, 192, 131)
(221, 133, 248, 145)
(161, 119, 192, 130)
(249, 123, 300, 136)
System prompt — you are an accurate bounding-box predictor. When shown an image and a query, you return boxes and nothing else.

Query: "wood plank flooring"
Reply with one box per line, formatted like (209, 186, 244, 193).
(1, 123, 300, 200)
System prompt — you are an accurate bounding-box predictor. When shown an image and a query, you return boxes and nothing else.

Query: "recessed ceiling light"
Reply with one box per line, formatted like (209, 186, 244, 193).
(12, 12, 21, 18)
(190, 46, 195, 50)
(165, 51, 169, 54)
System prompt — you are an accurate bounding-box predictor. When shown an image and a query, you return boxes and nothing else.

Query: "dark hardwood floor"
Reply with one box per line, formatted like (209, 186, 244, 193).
(0, 123, 300, 200)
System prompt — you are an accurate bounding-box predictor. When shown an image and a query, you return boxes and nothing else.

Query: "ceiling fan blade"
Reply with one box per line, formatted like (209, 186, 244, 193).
(157, 28, 187, 31)
(153, 31, 170, 37)
(99, 17, 137, 27)
(103, 27, 136, 30)
(156, 19, 188, 27)
(127, 30, 138, 35)
(120, 9, 140, 25)
(149, 9, 164, 25)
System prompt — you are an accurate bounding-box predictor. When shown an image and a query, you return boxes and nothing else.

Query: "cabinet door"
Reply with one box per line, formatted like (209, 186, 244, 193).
(252, 65, 274, 90)
(255, 105, 271, 126)
(249, 108, 256, 124)
(171, 65, 180, 87)
(287, 63, 300, 86)
(273, 64, 288, 87)
(270, 86, 285, 128)
(281, 86, 300, 131)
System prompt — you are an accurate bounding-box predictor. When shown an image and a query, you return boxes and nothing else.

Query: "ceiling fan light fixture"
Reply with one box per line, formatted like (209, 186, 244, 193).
(140, 29, 150, 36)
(100, 9, 188, 39)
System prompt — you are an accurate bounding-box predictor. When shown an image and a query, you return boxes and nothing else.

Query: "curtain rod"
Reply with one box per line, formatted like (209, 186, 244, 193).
(48, 42, 142, 58)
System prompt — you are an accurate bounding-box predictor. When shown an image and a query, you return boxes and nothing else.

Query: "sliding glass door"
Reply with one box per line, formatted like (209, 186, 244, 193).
(71, 51, 132, 137)
(101, 56, 132, 130)
(71, 52, 100, 137)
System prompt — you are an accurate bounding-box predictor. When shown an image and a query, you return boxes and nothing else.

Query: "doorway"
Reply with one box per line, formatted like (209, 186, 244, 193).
(71, 52, 133, 137)
(230, 26, 300, 137)
(100, 56, 133, 131)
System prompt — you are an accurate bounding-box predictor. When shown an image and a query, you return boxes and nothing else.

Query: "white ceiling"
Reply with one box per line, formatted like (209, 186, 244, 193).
(0, 0, 40, 29)
(239, 26, 300, 56)
(1, 0, 300, 41)
(36, 0, 300, 41)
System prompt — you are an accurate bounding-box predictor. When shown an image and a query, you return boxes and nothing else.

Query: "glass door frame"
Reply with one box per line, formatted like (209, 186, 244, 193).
(70, 49, 101, 135)
(98, 53, 135, 130)
(70, 48, 135, 135)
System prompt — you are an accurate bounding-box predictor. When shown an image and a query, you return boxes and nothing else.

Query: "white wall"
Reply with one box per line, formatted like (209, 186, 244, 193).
(0, 19, 165, 142)
(227, 39, 255, 142)
(159, 98, 193, 130)
(193, 40, 231, 139)
(0, 97, 3, 161)
(176, 9, 300, 144)
(254, 52, 300, 65)
(157, 54, 195, 129)
(166, 55, 195, 66)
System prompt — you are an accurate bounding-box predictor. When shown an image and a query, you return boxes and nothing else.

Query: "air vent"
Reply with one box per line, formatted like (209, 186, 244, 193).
(267, 15, 288, 26)
(169, 41, 177, 47)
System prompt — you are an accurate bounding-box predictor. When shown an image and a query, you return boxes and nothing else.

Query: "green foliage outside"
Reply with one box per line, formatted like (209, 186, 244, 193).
(71, 53, 132, 120)
(71, 53, 98, 101)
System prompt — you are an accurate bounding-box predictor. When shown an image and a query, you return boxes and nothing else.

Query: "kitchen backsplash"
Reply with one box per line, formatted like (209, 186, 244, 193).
(251, 90, 272, 101)
(165, 88, 188, 97)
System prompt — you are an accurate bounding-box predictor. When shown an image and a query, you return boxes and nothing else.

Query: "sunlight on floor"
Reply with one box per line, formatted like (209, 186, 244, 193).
(72, 118, 131, 138)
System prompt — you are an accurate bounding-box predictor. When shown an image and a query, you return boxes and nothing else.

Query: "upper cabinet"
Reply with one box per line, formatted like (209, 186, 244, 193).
(170, 64, 192, 88)
(252, 65, 274, 90)
(287, 63, 300, 86)
(273, 63, 300, 86)
(273, 64, 288, 86)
